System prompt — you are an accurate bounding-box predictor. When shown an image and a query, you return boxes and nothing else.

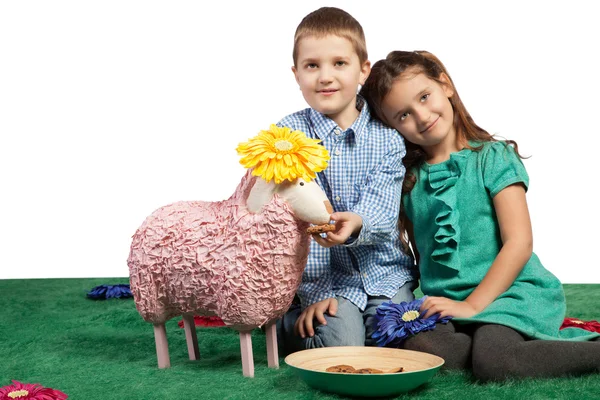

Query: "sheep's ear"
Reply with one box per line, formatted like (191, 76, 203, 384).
(247, 177, 277, 213)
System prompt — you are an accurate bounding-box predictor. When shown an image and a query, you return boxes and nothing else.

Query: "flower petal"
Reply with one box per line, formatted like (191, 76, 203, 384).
(371, 297, 452, 347)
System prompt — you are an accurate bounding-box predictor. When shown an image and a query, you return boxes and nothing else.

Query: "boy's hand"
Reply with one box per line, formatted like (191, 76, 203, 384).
(311, 212, 363, 248)
(294, 297, 338, 338)
(420, 296, 478, 319)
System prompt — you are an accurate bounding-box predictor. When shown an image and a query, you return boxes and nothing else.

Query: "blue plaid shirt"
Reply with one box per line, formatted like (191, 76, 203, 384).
(278, 97, 418, 311)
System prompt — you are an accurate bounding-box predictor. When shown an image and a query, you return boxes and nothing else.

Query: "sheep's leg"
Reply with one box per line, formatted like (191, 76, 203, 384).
(264, 321, 279, 369)
(239, 330, 254, 378)
(182, 314, 200, 360)
(153, 323, 171, 368)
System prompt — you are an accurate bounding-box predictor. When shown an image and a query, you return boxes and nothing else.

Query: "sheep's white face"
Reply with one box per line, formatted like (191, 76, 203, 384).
(277, 178, 332, 224)
(247, 177, 332, 224)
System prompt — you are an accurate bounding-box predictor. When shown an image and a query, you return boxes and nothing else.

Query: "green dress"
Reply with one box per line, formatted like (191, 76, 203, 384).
(403, 141, 598, 341)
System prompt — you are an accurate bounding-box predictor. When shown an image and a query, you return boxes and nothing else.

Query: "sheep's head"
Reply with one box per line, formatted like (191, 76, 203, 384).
(247, 177, 331, 224)
(237, 124, 332, 224)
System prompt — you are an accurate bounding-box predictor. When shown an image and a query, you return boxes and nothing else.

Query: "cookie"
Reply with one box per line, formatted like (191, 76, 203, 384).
(354, 368, 384, 374)
(307, 224, 336, 234)
(326, 364, 356, 373)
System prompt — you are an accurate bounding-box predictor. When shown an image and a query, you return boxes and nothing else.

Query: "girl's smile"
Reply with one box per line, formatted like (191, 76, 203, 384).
(420, 116, 439, 133)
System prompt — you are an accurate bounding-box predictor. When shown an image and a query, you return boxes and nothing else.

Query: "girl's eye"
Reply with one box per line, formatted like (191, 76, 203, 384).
(420, 93, 430, 102)
(306, 63, 318, 69)
(335, 61, 346, 66)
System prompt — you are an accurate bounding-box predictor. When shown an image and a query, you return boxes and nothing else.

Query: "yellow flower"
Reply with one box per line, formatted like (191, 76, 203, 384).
(237, 125, 330, 184)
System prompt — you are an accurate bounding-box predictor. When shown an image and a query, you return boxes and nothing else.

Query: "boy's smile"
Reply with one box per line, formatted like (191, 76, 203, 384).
(292, 34, 370, 130)
(318, 89, 338, 96)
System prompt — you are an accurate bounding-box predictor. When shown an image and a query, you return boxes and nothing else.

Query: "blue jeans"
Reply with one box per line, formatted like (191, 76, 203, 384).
(277, 281, 417, 355)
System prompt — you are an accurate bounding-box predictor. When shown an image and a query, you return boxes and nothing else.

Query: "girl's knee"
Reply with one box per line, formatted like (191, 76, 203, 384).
(471, 324, 525, 381)
(402, 326, 472, 370)
(472, 344, 521, 382)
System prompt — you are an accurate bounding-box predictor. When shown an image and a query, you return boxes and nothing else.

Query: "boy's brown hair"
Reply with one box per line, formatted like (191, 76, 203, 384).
(293, 7, 368, 66)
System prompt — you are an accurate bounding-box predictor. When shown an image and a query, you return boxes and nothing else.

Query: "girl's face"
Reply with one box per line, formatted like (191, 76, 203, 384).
(381, 70, 457, 157)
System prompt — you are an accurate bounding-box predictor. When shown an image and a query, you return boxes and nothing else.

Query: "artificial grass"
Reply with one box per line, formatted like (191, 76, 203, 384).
(0, 278, 598, 399)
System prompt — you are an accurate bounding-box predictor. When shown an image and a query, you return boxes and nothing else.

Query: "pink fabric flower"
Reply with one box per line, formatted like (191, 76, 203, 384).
(177, 315, 226, 328)
(0, 381, 67, 400)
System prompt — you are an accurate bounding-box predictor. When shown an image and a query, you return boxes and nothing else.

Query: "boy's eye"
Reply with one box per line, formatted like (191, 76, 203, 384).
(400, 112, 410, 121)
(420, 93, 430, 102)
(306, 63, 318, 69)
(335, 61, 346, 66)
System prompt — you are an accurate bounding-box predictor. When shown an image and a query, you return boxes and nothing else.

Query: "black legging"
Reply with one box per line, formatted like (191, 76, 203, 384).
(402, 322, 600, 382)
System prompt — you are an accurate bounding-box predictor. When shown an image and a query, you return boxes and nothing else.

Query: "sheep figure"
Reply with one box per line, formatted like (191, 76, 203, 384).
(127, 125, 331, 377)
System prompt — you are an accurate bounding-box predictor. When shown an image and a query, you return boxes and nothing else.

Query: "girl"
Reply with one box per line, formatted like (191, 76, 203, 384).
(360, 50, 600, 382)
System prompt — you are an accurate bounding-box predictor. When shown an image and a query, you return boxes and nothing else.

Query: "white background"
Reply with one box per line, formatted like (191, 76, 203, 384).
(1, 1, 598, 283)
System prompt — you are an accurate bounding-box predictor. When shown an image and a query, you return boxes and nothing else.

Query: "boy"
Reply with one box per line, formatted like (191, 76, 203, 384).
(277, 7, 418, 354)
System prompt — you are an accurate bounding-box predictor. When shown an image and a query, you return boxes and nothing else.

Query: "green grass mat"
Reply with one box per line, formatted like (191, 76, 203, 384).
(0, 278, 598, 399)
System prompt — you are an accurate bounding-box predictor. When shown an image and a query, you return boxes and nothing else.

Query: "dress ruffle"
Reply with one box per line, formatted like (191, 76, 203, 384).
(425, 153, 468, 272)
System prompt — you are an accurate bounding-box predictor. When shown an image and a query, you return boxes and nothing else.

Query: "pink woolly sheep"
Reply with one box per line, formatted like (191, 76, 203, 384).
(127, 169, 332, 377)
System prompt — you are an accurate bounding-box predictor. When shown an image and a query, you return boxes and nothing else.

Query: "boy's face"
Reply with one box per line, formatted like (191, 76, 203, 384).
(292, 35, 370, 128)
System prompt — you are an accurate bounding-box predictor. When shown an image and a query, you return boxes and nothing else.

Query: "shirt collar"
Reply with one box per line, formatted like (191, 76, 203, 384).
(308, 95, 371, 141)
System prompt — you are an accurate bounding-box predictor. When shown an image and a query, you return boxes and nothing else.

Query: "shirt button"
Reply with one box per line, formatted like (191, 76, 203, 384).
(335, 196, 341, 201)
(335, 150, 341, 156)
(363, 273, 368, 278)
(334, 128, 341, 135)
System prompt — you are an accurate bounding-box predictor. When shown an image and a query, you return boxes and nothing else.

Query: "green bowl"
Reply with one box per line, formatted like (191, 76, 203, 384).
(285, 346, 444, 398)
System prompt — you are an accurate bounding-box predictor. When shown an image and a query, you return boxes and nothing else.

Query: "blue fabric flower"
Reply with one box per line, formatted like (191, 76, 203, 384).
(371, 296, 452, 347)
(87, 284, 132, 300)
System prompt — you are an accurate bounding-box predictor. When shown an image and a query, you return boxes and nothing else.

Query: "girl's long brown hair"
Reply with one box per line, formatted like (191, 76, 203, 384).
(360, 50, 523, 248)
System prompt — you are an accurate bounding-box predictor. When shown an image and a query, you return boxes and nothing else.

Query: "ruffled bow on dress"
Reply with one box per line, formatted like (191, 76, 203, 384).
(424, 153, 468, 272)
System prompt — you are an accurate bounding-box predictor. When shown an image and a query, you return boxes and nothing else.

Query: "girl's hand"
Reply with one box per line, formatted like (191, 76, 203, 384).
(311, 212, 363, 248)
(421, 296, 479, 319)
(294, 297, 338, 338)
